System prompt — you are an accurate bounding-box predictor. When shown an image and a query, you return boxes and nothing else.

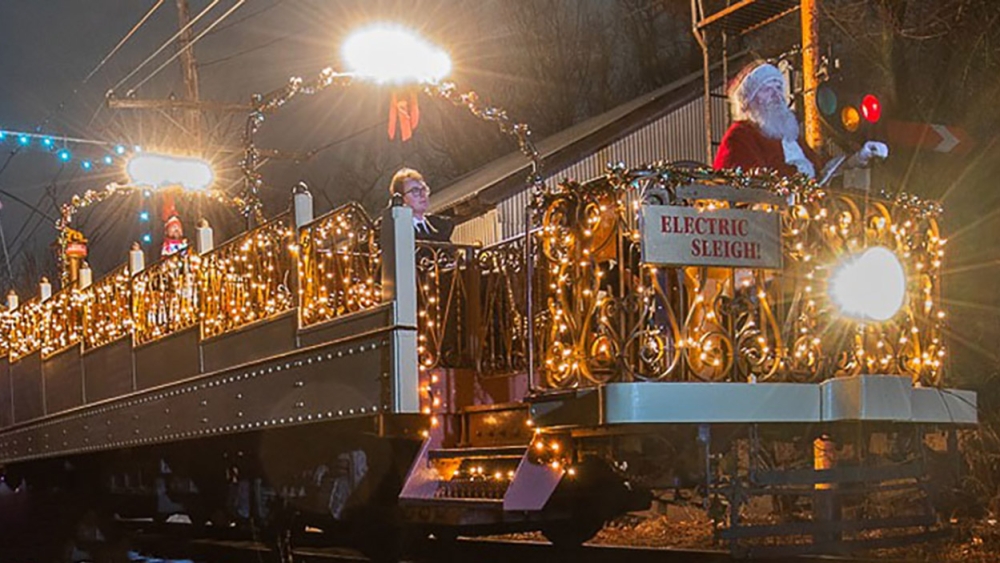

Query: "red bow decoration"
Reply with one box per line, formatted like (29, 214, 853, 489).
(388, 91, 420, 141)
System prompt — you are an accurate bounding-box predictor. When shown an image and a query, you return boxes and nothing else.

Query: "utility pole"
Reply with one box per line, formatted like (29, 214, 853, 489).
(175, 0, 203, 148)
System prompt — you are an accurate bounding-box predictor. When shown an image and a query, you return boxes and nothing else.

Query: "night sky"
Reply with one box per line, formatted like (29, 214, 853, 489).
(0, 0, 509, 283)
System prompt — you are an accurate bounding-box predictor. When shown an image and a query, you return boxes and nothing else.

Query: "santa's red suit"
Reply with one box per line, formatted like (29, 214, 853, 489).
(713, 121, 824, 177)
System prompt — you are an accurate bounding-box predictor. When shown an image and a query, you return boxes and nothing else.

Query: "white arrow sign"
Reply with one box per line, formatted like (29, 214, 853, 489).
(930, 124, 960, 153)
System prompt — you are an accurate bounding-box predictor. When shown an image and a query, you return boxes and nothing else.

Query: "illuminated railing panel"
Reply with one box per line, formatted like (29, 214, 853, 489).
(200, 214, 295, 339)
(83, 265, 132, 349)
(0, 313, 9, 358)
(532, 167, 946, 388)
(10, 297, 45, 361)
(298, 203, 380, 326)
(132, 252, 202, 345)
(43, 288, 83, 356)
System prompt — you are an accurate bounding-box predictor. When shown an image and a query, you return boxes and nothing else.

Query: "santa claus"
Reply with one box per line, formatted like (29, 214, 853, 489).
(713, 61, 887, 182)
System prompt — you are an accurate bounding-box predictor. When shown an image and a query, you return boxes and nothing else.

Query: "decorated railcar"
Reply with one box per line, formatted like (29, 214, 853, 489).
(0, 164, 976, 558)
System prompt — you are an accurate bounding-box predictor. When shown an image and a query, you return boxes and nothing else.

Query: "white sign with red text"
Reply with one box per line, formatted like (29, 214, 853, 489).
(640, 206, 782, 269)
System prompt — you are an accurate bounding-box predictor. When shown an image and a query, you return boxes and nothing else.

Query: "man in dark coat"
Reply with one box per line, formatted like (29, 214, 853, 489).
(389, 167, 454, 242)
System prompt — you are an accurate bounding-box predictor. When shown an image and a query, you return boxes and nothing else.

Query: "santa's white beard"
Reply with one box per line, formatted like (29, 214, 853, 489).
(747, 100, 800, 141)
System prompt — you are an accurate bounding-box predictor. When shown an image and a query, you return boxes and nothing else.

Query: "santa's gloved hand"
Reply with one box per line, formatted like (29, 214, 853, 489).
(856, 141, 889, 166)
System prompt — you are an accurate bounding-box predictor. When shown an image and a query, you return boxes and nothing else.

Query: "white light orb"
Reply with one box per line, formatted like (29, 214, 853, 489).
(126, 154, 214, 192)
(342, 24, 451, 85)
(828, 246, 906, 322)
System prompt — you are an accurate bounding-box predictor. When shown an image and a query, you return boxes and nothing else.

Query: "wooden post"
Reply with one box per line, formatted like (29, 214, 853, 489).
(175, 0, 203, 146)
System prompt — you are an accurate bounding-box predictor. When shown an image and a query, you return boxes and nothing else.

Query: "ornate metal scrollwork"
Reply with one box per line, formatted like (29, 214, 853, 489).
(531, 164, 946, 389)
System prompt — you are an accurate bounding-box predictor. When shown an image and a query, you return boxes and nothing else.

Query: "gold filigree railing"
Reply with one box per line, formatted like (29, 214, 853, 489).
(298, 203, 380, 327)
(43, 288, 83, 356)
(532, 166, 946, 388)
(132, 251, 201, 345)
(10, 296, 45, 361)
(0, 312, 9, 358)
(82, 265, 132, 349)
(782, 193, 945, 382)
(200, 214, 295, 339)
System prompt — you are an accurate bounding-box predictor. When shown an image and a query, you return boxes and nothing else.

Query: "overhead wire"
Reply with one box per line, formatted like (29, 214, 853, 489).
(83, 0, 168, 84)
(198, 32, 294, 68)
(112, 0, 224, 95)
(128, 0, 248, 94)
(205, 0, 292, 36)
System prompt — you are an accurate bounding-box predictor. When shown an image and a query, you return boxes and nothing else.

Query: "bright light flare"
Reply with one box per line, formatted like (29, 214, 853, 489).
(341, 24, 451, 85)
(828, 246, 906, 322)
(126, 153, 214, 192)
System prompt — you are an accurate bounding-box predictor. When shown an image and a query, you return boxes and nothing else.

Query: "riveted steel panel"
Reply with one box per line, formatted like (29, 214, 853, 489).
(298, 303, 394, 348)
(463, 403, 532, 448)
(0, 331, 395, 465)
(0, 359, 11, 428)
(11, 352, 43, 423)
(42, 344, 83, 414)
(202, 310, 297, 373)
(134, 326, 201, 390)
(83, 337, 134, 403)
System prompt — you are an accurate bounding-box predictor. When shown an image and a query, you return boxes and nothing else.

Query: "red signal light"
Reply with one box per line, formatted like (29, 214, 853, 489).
(860, 94, 881, 123)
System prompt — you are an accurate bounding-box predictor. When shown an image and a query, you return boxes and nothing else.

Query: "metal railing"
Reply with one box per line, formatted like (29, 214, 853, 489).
(82, 265, 132, 350)
(132, 251, 201, 345)
(298, 202, 381, 327)
(415, 241, 476, 370)
(476, 235, 535, 376)
(530, 168, 946, 388)
(9, 296, 45, 362)
(200, 213, 295, 339)
(43, 288, 82, 357)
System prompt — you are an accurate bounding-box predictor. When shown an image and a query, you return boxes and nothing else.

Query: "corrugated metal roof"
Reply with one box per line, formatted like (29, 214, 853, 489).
(497, 85, 730, 239)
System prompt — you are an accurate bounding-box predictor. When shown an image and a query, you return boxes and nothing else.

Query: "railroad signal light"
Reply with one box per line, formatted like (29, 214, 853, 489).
(840, 106, 861, 133)
(860, 94, 881, 123)
(816, 84, 838, 117)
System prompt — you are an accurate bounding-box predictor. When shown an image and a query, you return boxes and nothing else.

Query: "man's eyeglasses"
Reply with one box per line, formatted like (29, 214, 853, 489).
(403, 184, 430, 197)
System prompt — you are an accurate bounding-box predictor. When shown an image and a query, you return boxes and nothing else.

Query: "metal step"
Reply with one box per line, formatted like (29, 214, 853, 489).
(428, 445, 526, 461)
(461, 403, 533, 448)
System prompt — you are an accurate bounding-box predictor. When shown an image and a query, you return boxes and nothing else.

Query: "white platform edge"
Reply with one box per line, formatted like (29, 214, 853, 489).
(595, 377, 977, 425)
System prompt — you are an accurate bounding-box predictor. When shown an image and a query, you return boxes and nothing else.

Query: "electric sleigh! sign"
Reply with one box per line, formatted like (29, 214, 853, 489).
(640, 206, 782, 269)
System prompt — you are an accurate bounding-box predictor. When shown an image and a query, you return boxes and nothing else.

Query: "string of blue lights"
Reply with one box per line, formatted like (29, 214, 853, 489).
(0, 128, 140, 171)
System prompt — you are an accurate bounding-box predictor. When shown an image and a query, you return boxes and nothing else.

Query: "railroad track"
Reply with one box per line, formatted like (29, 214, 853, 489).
(124, 533, 912, 563)
(0, 515, 921, 563)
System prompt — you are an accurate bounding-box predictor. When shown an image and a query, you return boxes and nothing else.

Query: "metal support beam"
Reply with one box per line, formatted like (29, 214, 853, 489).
(380, 204, 419, 414)
(801, 0, 822, 150)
